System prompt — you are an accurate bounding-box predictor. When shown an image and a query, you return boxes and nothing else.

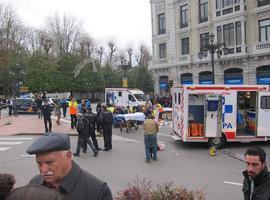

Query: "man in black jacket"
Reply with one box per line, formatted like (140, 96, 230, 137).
(242, 146, 270, 200)
(73, 113, 98, 157)
(98, 105, 113, 151)
(41, 99, 53, 134)
(85, 107, 101, 151)
(26, 133, 112, 200)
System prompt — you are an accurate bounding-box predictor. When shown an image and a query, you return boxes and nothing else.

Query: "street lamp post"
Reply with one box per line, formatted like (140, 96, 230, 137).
(120, 58, 131, 88)
(198, 34, 228, 84)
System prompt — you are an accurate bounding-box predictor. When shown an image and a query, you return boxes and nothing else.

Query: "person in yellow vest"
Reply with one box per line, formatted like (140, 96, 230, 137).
(69, 97, 78, 129)
(154, 101, 163, 121)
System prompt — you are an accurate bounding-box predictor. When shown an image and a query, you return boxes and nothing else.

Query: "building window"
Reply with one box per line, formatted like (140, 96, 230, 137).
(259, 18, 270, 42)
(217, 26, 223, 43)
(159, 43, 167, 59)
(180, 4, 188, 28)
(235, 21, 242, 45)
(200, 33, 209, 50)
(158, 13, 166, 34)
(199, 0, 208, 23)
(258, 0, 270, 7)
(181, 37, 190, 55)
(216, 0, 222, 9)
(223, 0, 233, 7)
(223, 23, 234, 46)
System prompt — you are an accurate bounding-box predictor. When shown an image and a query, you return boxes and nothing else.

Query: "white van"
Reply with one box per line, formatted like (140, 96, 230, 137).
(105, 88, 146, 108)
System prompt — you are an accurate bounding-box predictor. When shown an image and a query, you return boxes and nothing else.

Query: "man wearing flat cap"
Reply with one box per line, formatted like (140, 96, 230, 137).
(26, 133, 113, 200)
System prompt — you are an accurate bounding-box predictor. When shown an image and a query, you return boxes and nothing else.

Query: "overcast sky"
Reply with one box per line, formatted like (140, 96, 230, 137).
(1, 0, 152, 49)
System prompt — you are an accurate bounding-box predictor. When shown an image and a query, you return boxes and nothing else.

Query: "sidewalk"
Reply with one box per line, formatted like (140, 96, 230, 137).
(0, 114, 77, 136)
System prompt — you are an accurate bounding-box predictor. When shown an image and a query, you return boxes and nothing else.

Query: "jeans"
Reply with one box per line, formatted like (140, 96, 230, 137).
(70, 114, 77, 128)
(75, 137, 97, 155)
(144, 134, 157, 161)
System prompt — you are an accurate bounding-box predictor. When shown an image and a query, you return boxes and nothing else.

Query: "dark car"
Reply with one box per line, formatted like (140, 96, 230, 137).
(15, 98, 37, 114)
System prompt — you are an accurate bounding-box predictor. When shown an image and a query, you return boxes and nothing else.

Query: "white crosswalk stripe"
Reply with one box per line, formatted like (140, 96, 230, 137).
(0, 137, 33, 152)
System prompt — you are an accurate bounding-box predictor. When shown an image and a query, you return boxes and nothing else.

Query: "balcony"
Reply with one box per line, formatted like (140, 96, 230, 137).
(252, 41, 270, 55)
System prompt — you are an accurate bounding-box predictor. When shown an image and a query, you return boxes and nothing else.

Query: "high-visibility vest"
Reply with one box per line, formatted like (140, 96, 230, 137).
(69, 101, 78, 115)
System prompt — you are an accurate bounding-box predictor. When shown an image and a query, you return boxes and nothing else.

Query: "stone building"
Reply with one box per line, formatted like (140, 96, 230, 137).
(149, 0, 270, 95)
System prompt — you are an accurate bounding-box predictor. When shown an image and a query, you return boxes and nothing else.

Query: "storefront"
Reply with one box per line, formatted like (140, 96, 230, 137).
(199, 71, 213, 84)
(159, 75, 168, 95)
(180, 73, 193, 84)
(224, 68, 243, 85)
(257, 66, 270, 85)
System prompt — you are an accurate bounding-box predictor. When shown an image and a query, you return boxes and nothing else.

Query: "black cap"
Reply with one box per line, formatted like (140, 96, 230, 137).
(26, 133, 70, 154)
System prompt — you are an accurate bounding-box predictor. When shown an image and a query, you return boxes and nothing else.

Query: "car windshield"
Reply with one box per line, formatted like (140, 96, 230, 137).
(16, 99, 33, 106)
(133, 94, 147, 101)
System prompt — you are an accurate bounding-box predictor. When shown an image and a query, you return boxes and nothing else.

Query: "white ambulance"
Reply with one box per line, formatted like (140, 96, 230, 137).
(105, 88, 147, 108)
(172, 84, 270, 148)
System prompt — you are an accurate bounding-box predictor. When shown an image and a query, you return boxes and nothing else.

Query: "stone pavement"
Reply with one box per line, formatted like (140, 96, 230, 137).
(0, 113, 77, 136)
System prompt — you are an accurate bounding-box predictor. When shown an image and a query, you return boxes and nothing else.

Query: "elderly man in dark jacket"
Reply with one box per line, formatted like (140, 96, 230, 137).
(73, 113, 98, 157)
(242, 146, 270, 200)
(26, 133, 112, 200)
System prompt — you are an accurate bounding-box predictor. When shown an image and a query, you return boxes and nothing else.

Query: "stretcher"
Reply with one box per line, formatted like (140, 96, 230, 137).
(115, 112, 146, 132)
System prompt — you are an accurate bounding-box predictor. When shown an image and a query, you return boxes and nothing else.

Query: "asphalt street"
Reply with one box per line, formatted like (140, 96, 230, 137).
(1, 112, 270, 199)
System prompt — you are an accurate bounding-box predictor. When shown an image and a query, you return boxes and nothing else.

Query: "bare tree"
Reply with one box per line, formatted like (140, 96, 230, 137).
(79, 33, 96, 59)
(96, 46, 104, 67)
(135, 44, 151, 68)
(127, 47, 133, 66)
(45, 12, 83, 56)
(0, 4, 23, 52)
(107, 40, 116, 65)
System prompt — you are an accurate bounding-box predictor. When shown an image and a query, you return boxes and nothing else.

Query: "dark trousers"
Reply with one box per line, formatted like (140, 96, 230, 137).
(8, 105, 13, 116)
(82, 130, 100, 152)
(43, 116, 52, 133)
(103, 125, 112, 149)
(75, 137, 97, 155)
(62, 107, 67, 117)
(70, 114, 77, 128)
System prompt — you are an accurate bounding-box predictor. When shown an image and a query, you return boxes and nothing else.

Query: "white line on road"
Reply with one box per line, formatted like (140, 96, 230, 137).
(224, 181, 243, 186)
(20, 154, 35, 157)
(0, 147, 10, 151)
(0, 142, 23, 145)
(112, 135, 140, 143)
(158, 133, 171, 138)
(0, 137, 33, 140)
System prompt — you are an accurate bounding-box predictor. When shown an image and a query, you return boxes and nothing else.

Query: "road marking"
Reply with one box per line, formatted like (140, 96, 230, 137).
(20, 154, 35, 157)
(0, 142, 23, 145)
(158, 133, 171, 138)
(0, 147, 10, 151)
(0, 137, 33, 140)
(224, 181, 243, 186)
(112, 135, 140, 143)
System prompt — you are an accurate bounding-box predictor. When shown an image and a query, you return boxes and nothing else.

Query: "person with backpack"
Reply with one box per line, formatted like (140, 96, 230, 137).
(84, 107, 101, 152)
(99, 105, 113, 151)
(73, 113, 98, 157)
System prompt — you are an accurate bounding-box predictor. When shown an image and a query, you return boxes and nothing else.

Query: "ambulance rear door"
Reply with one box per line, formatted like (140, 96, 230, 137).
(257, 91, 270, 137)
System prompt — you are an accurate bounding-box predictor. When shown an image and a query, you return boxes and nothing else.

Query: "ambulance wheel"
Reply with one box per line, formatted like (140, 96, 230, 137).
(208, 134, 226, 149)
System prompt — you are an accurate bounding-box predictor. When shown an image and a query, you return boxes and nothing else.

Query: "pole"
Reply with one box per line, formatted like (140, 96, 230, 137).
(211, 49, 215, 84)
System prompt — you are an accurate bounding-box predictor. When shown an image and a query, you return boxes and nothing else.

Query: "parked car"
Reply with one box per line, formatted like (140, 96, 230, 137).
(15, 98, 37, 114)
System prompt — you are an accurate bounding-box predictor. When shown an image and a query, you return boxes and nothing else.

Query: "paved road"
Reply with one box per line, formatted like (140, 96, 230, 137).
(1, 112, 270, 199)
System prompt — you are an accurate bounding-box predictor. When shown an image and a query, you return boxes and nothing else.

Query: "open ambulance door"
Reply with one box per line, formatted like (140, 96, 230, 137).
(257, 91, 270, 137)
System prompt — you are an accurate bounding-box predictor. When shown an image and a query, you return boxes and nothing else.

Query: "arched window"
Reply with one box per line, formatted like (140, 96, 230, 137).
(257, 65, 270, 84)
(181, 73, 193, 84)
(224, 68, 243, 84)
(199, 71, 213, 84)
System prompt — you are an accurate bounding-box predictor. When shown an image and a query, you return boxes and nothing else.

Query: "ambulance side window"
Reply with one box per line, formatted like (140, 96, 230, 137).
(119, 92, 122, 96)
(261, 96, 270, 109)
(178, 93, 181, 104)
(128, 94, 136, 102)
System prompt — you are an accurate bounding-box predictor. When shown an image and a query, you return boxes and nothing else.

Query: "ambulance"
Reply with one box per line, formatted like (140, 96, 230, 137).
(105, 88, 147, 109)
(171, 84, 270, 148)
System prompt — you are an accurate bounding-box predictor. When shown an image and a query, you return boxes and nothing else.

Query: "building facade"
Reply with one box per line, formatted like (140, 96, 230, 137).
(149, 0, 270, 95)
